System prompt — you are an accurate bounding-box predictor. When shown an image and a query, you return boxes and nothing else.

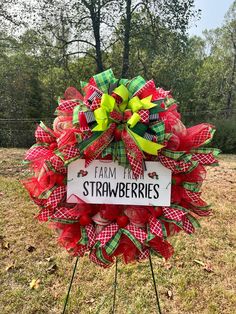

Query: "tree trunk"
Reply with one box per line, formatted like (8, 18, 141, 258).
(93, 22, 104, 73)
(60, 10, 68, 71)
(121, 0, 132, 78)
(91, 7, 104, 73)
(81, 0, 104, 73)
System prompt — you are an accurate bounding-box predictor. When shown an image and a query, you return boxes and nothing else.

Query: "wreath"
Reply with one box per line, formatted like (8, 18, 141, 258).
(23, 69, 219, 267)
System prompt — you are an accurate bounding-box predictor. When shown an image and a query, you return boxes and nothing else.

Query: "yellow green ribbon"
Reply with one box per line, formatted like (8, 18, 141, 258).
(128, 95, 156, 112)
(93, 86, 157, 132)
(113, 84, 129, 111)
(127, 112, 140, 128)
(93, 94, 115, 131)
(129, 129, 164, 155)
(113, 85, 129, 103)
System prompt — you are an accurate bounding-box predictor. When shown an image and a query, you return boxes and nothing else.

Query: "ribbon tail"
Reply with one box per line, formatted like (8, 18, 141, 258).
(122, 129, 144, 179)
(83, 123, 116, 166)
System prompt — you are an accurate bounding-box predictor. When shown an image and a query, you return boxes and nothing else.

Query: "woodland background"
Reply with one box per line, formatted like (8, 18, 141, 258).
(0, 0, 235, 152)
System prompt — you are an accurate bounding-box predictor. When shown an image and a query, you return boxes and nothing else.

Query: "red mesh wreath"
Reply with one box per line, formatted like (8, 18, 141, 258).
(22, 69, 220, 267)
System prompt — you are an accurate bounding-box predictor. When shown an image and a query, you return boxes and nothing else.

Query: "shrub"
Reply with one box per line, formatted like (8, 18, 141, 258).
(211, 118, 236, 153)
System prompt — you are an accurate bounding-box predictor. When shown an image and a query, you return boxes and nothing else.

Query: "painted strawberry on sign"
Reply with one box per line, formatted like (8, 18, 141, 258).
(148, 172, 159, 179)
(77, 170, 88, 177)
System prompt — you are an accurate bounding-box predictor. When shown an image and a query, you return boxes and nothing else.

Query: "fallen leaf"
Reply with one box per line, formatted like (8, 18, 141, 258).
(85, 298, 95, 304)
(203, 262, 213, 273)
(47, 264, 58, 274)
(163, 261, 172, 270)
(30, 279, 41, 289)
(5, 263, 15, 272)
(26, 245, 36, 253)
(45, 256, 54, 262)
(194, 260, 214, 272)
(166, 290, 173, 299)
(1, 241, 10, 250)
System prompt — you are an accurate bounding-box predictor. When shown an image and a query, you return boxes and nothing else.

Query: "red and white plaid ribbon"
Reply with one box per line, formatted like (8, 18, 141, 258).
(96, 223, 119, 246)
(85, 224, 96, 247)
(25, 146, 51, 161)
(138, 248, 150, 261)
(182, 216, 194, 234)
(60, 146, 80, 162)
(126, 224, 147, 244)
(57, 100, 80, 113)
(149, 217, 163, 238)
(159, 155, 192, 174)
(162, 207, 186, 222)
(138, 109, 149, 124)
(192, 153, 218, 165)
(35, 125, 55, 144)
(45, 186, 66, 210)
(49, 155, 67, 174)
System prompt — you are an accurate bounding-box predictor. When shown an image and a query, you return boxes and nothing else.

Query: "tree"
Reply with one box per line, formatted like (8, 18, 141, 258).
(224, 0, 236, 117)
(118, 0, 200, 77)
(1, 0, 200, 77)
(20, 0, 121, 73)
(190, 1, 236, 120)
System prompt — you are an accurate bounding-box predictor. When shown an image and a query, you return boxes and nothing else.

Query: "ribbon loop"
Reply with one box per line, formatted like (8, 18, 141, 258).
(128, 95, 156, 113)
(113, 84, 129, 103)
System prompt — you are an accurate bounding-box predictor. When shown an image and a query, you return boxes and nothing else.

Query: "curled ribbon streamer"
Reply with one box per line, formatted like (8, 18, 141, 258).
(93, 94, 116, 131)
(122, 128, 144, 178)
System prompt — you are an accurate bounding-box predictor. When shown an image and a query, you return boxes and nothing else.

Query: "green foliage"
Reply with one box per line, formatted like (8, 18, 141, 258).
(0, 2, 236, 151)
(211, 117, 236, 153)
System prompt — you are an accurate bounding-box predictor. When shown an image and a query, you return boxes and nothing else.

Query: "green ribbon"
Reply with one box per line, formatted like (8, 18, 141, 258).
(104, 228, 143, 256)
(78, 227, 88, 245)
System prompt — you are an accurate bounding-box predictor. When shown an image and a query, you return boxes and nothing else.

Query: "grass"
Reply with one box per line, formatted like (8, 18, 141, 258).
(0, 148, 236, 314)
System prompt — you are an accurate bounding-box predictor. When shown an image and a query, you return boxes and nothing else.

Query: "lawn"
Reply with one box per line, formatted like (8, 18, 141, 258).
(0, 148, 235, 314)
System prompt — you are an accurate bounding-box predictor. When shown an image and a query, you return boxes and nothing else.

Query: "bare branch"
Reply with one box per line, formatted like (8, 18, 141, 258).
(63, 50, 97, 61)
(60, 39, 96, 48)
(131, 2, 145, 14)
(103, 37, 120, 51)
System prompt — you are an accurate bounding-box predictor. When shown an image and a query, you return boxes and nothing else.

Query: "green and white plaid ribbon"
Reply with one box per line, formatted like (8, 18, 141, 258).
(150, 121, 165, 142)
(93, 69, 117, 93)
(127, 76, 146, 96)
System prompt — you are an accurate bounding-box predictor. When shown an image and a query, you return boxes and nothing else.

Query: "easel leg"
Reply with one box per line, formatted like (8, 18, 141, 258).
(62, 256, 79, 314)
(112, 258, 118, 314)
(148, 253, 162, 314)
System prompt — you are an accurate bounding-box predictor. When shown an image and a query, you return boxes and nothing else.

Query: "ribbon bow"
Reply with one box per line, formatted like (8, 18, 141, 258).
(76, 70, 165, 177)
(93, 85, 156, 131)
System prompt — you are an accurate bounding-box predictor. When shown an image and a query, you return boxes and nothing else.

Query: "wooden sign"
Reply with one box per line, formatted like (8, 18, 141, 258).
(67, 159, 172, 206)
